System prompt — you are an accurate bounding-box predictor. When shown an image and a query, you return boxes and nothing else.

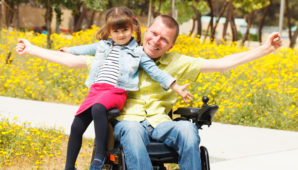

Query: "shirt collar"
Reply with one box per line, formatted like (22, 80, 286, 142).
(155, 52, 175, 65)
(106, 37, 138, 50)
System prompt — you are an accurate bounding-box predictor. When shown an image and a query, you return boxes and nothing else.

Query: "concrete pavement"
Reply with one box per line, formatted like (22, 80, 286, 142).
(1, 96, 298, 170)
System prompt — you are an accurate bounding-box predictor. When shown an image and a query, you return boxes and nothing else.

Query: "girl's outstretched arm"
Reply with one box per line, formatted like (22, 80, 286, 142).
(16, 39, 88, 69)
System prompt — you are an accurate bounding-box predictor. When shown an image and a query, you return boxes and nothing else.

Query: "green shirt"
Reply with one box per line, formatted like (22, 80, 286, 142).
(86, 52, 205, 127)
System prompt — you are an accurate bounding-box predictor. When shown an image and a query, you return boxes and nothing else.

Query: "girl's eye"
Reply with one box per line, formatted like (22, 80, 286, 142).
(113, 30, 118, 33)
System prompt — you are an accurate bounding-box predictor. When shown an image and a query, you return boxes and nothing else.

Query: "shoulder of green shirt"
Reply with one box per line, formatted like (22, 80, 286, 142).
(85, 55, 94, 69)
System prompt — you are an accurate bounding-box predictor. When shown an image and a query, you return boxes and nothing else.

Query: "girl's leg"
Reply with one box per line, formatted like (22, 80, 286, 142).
(65, 109, 93, 170)
(90, 103, 109, 168)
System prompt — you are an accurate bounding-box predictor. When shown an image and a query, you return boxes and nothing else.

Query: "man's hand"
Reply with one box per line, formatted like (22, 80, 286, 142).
(263, 32, 282, 53)
(170, 82, 193, 103)
(16, 39, 33, 55)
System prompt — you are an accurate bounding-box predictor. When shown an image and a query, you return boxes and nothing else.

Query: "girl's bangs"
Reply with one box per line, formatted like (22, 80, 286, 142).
(107, 16, 132, 30)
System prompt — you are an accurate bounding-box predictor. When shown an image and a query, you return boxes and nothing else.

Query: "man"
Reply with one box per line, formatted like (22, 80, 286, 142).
(17, 15, 281, 170)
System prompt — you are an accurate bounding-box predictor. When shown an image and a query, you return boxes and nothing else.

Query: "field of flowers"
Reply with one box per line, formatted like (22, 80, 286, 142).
(0, 26, 297, 131)
(0, 116, 93, 169)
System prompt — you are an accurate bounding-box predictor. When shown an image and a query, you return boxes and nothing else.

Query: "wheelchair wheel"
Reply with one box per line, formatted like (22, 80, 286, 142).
(200, 146, 210, 170)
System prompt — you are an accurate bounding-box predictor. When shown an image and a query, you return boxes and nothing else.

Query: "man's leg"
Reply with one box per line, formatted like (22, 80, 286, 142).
(114, 120, 153, 170)
(151, 121, 201, 170)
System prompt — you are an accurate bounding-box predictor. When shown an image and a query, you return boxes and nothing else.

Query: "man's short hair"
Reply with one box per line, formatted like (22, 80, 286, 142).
(150, 15, 179, 43)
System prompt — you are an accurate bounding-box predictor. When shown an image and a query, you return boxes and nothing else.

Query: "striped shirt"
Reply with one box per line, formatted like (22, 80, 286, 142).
(94, 44, 121, 86)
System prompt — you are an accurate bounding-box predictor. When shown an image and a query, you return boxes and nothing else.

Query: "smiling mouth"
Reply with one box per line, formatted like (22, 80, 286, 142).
(147, 42, 159, 51)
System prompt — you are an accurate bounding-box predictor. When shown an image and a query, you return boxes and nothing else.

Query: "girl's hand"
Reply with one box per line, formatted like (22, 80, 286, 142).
(16, 39, 32, 55)
(170, 82, 193, 103)
(59, 47, 68, 52)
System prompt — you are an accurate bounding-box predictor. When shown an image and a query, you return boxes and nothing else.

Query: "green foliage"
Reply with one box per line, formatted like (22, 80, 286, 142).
(234, 0, 270, 14)
(84, 0, 108, 12)
(159, 0, 209, 24)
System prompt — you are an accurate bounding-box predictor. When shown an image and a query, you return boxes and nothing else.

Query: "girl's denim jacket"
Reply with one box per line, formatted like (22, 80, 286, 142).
(67, 38, 175, 91)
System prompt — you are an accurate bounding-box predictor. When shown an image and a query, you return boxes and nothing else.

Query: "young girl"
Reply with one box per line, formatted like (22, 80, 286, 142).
(16, 6, 191, 170)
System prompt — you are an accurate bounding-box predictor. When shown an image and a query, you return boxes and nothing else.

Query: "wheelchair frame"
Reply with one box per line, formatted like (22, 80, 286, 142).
(91, 96, 218, 170)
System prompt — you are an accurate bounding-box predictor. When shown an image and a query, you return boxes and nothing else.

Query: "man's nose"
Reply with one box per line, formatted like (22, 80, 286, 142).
(152, 36, 160, 45)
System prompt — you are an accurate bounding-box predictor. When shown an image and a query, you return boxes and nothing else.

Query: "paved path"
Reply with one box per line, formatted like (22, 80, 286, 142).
(1, 96, 298, 170)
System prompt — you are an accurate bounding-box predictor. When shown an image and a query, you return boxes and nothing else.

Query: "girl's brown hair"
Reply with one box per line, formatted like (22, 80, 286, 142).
(96, 6, 141, 45)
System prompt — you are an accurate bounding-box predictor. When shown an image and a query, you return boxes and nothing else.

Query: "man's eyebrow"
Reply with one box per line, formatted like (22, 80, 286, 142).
(161, 36, 169, 43)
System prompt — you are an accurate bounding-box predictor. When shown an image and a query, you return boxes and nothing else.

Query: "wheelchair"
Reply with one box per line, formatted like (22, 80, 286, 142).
(91, 96, 218, 170)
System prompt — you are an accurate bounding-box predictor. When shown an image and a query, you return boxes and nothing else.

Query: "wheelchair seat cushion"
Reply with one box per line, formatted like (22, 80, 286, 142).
(146, 140, 178, 163)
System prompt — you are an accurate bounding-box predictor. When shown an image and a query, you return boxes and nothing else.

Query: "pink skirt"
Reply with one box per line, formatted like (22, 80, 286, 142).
(75, 83, 127, 116)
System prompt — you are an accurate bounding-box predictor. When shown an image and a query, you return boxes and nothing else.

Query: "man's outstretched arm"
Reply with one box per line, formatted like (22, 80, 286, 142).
(16, 39, 88, 69)
(200, 32, 282, 73)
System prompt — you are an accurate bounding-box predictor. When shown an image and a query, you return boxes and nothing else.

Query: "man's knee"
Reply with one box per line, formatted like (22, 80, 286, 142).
(175, 121, 200, 143)
(114, 121, 149, 144)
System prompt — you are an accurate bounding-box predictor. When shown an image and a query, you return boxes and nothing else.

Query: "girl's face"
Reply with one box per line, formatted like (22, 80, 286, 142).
(110, 26, 133, 45)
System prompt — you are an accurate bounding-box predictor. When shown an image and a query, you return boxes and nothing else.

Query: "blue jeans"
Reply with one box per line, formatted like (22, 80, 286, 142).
(114, 120, 201, 170)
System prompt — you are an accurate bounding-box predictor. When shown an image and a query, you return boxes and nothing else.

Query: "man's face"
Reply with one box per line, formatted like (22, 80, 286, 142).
(143, 19, 176, 59)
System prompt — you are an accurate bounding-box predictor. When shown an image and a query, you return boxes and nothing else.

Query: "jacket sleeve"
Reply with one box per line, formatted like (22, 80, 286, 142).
(138, 48, 175, 91)
(67, 41, 102, 55)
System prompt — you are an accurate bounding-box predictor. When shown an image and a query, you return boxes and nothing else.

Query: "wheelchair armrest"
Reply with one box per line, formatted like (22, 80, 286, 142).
(173, 105, 218, 128)
(108, 108, 120, 117)
(173, 107, 200, 118)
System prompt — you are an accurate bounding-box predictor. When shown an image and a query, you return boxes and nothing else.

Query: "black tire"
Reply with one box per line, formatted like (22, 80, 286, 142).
(200, 146, 210, 170)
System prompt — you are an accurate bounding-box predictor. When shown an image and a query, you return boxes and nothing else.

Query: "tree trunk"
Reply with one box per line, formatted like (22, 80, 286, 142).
(4, 3, 14, 28)
(230, 7, 237, 41)
(211, 1, 229, 40)
(195, 9, 202, 37)
(147, 0, 152, 26)
(153, 0, 162, 17)
(74, 4, 87, 32)
(189, 18, 195, 36)
(241, 11, 254, 46)
(258, 0, 272, 43)
(190, 5, 202, 37)
(285, 0, 292, 40)
(289, 25, 298, 48)
(204, 22, 211, 40)
(222, 0, 233, 40)
(207, 0, 215, 40)
(15, 4, 20, 29)
(45, 1, 53, 49)
(172, 0, 177, 20)
(0, 3, 2, 28)
(87, 11, 96, 29)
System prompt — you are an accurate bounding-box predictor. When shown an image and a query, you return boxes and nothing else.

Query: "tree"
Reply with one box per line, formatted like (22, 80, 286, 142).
(36, 0, 69, 48)
(285, 0, 298, 48)
(222, 0, 237, 41)
(64, 0, 108, 32)
(157, 0, 208, 37)
(2, 0, 28, 29)
(258, 0, 272, 43)
(234, 0, 270, 45)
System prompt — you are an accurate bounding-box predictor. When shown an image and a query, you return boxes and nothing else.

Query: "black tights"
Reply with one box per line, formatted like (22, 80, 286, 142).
(65, 103, 108, 170)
